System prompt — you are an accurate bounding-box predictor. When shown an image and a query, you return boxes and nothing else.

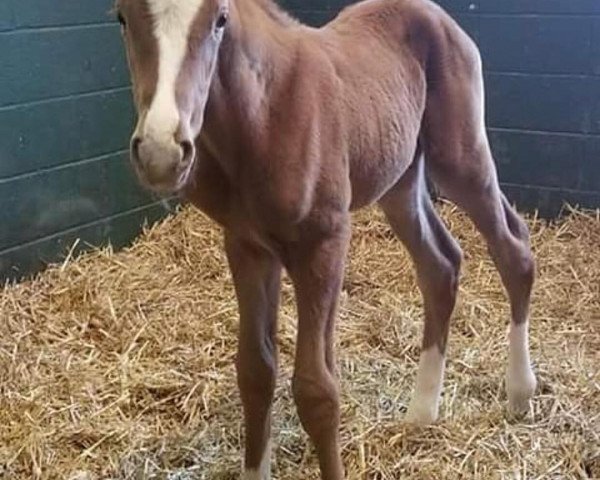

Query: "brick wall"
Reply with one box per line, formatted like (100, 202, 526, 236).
(0, 1, 172, 281)
(284, 0, 600, 217)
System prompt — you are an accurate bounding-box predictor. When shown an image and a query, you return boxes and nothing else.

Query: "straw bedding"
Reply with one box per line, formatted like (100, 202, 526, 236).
(1, 202, 599, 479)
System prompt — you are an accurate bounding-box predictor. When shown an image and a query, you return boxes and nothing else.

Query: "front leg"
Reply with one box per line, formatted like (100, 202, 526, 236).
(286, 222, 350, 480)
(225, 233, 282, 480)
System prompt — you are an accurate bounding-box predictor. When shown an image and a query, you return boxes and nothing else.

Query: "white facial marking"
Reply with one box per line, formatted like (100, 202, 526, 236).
(406, 347, 445, 425)
(144, 0, 206, 142)
(506, 322, 537, 414)
(243, 441, 271, 480)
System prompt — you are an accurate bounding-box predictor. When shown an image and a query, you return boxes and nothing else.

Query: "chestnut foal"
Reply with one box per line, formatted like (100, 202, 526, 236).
(115, 0, 537, 478)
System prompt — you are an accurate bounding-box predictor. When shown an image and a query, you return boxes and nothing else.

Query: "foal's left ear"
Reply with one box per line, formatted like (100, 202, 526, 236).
(108, 2, 121, 20)
(108, 3, 126, 30)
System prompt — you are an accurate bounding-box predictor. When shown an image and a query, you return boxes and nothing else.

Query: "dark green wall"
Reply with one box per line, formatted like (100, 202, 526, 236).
(0, 1, 172, 281)
(284, 0, 600, 216)
(2, 0, 599, 281)
(436, 0, 600, 216)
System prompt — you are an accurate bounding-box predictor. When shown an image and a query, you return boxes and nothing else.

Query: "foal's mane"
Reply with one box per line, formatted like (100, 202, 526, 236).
(249, 0, 299, 27)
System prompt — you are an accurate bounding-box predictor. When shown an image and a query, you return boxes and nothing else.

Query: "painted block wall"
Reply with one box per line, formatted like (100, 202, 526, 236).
(0, 1, 173, 281)
(2, 0, 599, 280)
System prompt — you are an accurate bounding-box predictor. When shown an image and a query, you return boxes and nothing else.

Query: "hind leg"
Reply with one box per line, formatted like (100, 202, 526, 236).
(422, 41, 537, 414)
(380, 156, 462, 424)
(440, 171, 537, 414)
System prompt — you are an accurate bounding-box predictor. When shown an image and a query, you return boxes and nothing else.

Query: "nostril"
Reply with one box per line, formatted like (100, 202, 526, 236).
(131, 137, 142, 163)
(180, 140, 194, 165)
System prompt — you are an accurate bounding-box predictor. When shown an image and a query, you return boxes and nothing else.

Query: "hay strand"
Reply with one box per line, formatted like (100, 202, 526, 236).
(1, 202, 599, 479)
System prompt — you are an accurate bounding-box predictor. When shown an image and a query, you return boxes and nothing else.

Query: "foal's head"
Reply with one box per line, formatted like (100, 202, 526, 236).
(115, 0, 230, 193)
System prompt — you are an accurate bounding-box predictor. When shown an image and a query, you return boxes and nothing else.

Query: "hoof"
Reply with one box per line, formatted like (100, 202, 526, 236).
(243, 471, 270, 480)
(507, 369, 537, 417)
(405, 401, 438, 425)
(242, 446, 271, 480)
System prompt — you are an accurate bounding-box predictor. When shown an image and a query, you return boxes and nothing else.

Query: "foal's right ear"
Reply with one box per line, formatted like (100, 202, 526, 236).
(108, 5, 125, 29)
(117, 12, 127, 28)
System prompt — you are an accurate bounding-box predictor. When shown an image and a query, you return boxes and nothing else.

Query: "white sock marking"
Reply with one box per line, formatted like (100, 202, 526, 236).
(243, 441, 271, 480)
(406, 347, 445, 424)
(507, 322, 536, 413)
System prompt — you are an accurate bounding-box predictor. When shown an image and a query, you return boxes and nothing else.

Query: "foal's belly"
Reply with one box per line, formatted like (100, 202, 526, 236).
(322, 23, 427, 210)
(347, 113, 422, 211)
(334, 67, 425, 210)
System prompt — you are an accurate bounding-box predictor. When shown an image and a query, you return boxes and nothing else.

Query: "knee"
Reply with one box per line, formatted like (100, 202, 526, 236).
(502, 198, 531, 244)
(236, 346, 277, 400)
(434, 225, 463, 290)
(436, 245, 462, 296)
(516, 247, 535, 288)
(509, 216, 535, 286)
(499, 237, 535, 296)
(418, 250, 462, 310)
(292, 371, 340, 433)
(445, 241, 463, 285)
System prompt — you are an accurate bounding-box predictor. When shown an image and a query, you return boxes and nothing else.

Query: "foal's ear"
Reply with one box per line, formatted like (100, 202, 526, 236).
(108, 0, 125, 21)
(107, 5, 118, 21)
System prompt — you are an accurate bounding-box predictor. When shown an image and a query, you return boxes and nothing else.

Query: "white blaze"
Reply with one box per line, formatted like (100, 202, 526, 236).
(143, 0, 205, 141)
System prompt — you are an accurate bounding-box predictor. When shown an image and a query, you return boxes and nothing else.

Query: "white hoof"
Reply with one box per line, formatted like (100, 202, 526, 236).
(506, 322, 536, 416)
(242, 442, 271, 480)
(405, 400, 438, 425)
(405, 347, 445, 425)
(507, 368, 537, 416)
(243, 471, 270, 480)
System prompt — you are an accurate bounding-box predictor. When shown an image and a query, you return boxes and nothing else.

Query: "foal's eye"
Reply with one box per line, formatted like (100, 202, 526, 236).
(215, 12, 228, 30)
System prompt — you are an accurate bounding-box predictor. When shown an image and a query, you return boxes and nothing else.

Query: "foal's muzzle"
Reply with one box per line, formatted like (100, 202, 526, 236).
(130, 135, 195, 193)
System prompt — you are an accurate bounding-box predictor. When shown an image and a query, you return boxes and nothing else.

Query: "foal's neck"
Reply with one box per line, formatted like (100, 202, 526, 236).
(204, 0, 300, 162)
